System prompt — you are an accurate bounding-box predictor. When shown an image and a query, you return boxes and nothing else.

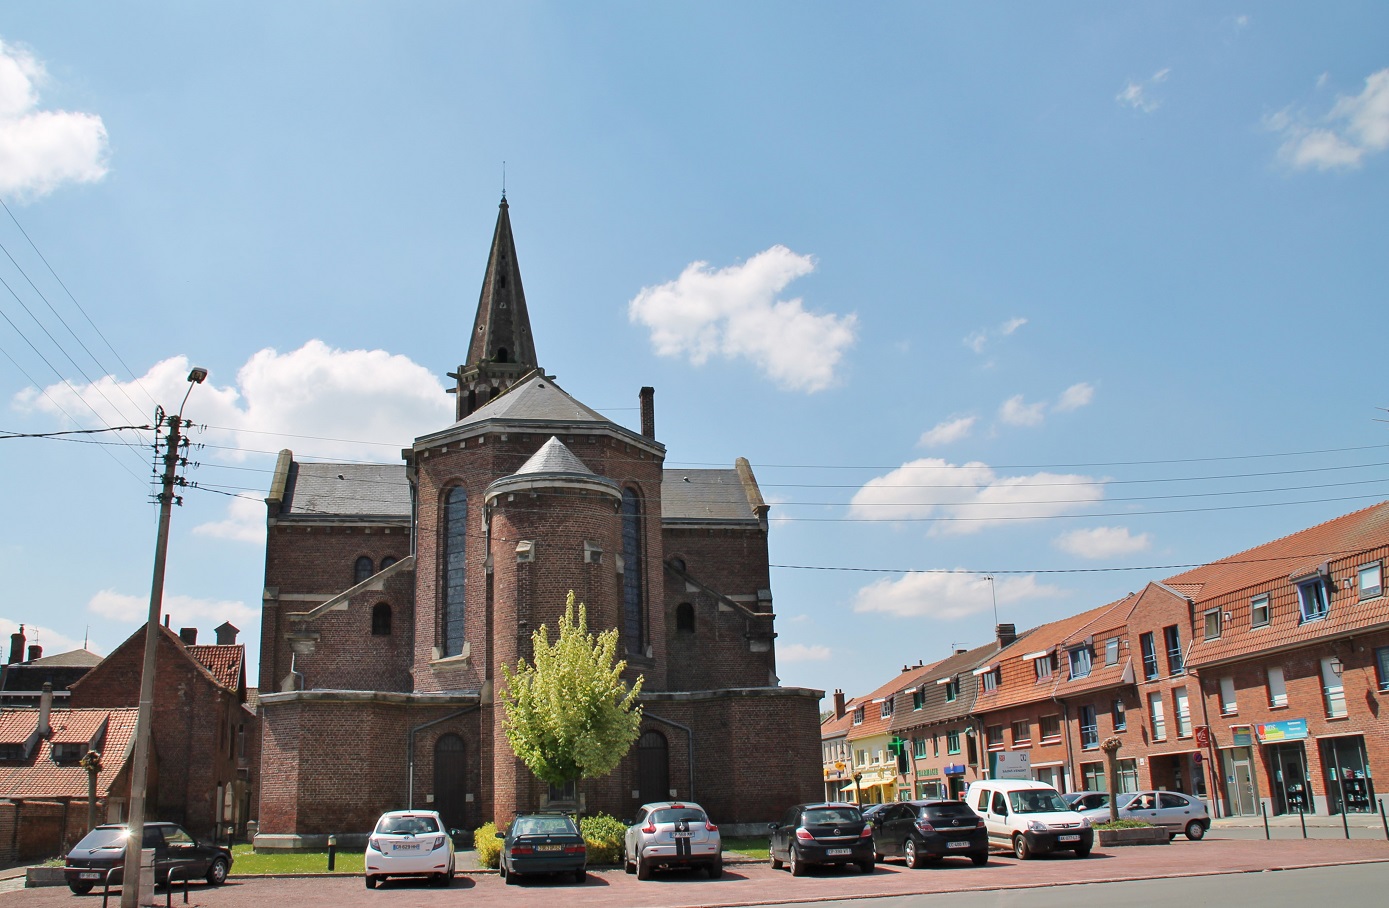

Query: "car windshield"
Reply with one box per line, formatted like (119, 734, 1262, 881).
(515, 816, 576, 836)
(803, 807, 861, 825)
(376, 815, 440, 835)
(650, 808, 707, 825)
(923, 803, 975, 820)
(1009, 790, 1070, 813)
(72, 828, 127, 850)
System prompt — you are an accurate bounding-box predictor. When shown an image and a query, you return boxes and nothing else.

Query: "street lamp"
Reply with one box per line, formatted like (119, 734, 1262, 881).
(121, 366, 206, 908)
(1330, 657, 1344, 677)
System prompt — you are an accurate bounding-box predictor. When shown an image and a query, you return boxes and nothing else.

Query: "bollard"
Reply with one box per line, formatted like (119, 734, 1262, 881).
(1298, 799, 1307, 838)
(328, 834, 337, 871)
(1262, 800, 1270, 840)
(1341, 800, 1350, 840)
(1380, 799, 1388, 842)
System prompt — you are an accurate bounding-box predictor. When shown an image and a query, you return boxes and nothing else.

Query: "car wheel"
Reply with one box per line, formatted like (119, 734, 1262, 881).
(1013, 834, 1031, 860)
(971, 853, 989, 867)
(498, 860, 507, 880)
(364, 875, 377, 890)
(206, 857, 230, 886)
(1074, 845, 1091, 858)
(68, 882, 94, 895)
(1186, 821, 1206, 841)
(707, 855, 723, 879)
(905, 837, 923, 870)
(636, 854, 652, 881)
(504, 866, 519, 885)
(770, 847, 783, 870)
(624, 849, 635, 874)
(789, 846, 807, 877)
(859, 860, 874, 874)
(574, 867, 586, 884)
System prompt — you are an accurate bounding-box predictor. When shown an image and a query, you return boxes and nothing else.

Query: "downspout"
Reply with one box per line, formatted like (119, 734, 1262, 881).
(406, 705, 481, 809)
(643, 713, 696, 802)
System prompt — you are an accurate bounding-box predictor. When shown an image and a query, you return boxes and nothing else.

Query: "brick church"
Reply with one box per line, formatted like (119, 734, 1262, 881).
(254, 198, 824, 844)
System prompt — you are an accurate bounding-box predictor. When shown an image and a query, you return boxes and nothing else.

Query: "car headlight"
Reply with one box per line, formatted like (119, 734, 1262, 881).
(1079, 816, 1091, 829)
(431, 836, 446, 851)
(1026, 820, 1048, 832)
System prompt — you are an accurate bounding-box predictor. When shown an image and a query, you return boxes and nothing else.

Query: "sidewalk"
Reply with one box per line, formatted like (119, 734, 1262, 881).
(1213, 812, 1388, 829)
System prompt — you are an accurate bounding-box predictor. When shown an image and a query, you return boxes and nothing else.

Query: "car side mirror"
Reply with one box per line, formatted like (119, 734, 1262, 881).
(494, 831, 505, 839)
(768, 823, 780, 831)
(450, 829, 461, 837)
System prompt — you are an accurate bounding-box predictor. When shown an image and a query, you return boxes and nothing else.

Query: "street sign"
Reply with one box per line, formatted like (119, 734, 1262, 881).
(1194, 725, 1210, 748)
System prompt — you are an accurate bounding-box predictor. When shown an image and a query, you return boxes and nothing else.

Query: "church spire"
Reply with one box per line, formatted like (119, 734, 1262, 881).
(449, 196, 542, 420)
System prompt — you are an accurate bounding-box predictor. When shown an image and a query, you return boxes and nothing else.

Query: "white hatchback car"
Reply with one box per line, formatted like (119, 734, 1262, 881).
(365, 809, 456, 889)
(623, 801, 722, 879)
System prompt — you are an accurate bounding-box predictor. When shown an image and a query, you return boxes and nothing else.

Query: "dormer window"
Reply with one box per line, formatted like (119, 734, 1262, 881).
(50, 743, 86, 764)
(1358, 562, 1383, 600)
(0, 743, 25, 762)
(852, 706, 864, 725)
(1068, 645, 1093, 679)
(880, 699, 894, 718)
(1297, 578, 1330, 622)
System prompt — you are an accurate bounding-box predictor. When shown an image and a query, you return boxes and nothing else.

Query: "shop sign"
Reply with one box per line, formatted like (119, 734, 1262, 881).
(944, 763, 966, 775)
(916, 767, 940, 778)
(1194, 725, 1210, 748)
(994, 751, 1032, 780)
(1230, 726, 1254, 748)
(1256, 718, 1308, 743)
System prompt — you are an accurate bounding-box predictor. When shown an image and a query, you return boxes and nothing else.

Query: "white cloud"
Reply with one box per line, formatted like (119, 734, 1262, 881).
(964, 317, 1027, 354)
(779, 642, 832, 662)
(1117, 69, 1170, 113)
(193, 495, 266, 544)
(1054, 382, 1095, 412)
(0, 617, 94, 657)
(999, 395, 1046, 427)
(1273, 68, 1389, 170)
(628, 246, 857, 393)
(852, 572, 1065, 620)
(849, 458, 1106, 536)
(918, 416, 976, 448)
(88, 589, 258, 629)
(1054, 526, 1152, 559)
(0, 39, 109, 199)
(1000, 317, 1027, 335)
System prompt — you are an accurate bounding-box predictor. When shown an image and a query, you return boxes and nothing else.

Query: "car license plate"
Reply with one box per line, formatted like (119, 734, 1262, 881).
(1058, 835, 1080, 842)
(536, 844, 562, 852)
(78, 872, 102, 880)
(947, 841, 970, 849)
(826, 848, 852, 856)
(673, 831, 692, 838)
(392, 843, 420, 851)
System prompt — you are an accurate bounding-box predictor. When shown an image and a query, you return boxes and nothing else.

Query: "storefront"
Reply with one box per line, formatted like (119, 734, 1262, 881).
(1258, 718, 1314, 815)
(1320, 735, 1376, 814)
(914, 766, 946, 800)
(944, 763, 968, 800)
(1220, 727, 1261, 817)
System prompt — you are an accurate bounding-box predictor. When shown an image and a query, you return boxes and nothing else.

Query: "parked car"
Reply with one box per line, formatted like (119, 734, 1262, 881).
(966, 779, 1093, 860)
(496, 812, 587, 884)
(364, 809, 456, 889)
(1061, 791, 1111, 812)
(870, 799, 989, 868)
(63, 822, 231, 895)
(624, 801, 722, 879)
(1081, 790, 1210, 840)
(768, 802, 874, 876)
(859, 803, 891, 823)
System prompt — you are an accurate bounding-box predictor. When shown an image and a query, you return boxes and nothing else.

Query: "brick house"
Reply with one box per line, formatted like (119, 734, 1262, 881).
(827, 664, 941, 805)
(255, 197, 823, 844)
(67, 623, 254, 839)
(889, 641, 999, 800)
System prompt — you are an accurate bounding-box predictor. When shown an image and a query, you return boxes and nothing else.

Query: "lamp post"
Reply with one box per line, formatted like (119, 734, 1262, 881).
(121, 367, 206, 908)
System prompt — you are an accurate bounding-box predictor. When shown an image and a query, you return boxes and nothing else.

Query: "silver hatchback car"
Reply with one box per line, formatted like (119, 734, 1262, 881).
(623, 801, 722, 879)
(1079, 790, 1210, 840)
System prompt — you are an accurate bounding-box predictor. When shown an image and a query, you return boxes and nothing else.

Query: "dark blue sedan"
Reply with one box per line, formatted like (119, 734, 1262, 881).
(496, 813, 587, 884)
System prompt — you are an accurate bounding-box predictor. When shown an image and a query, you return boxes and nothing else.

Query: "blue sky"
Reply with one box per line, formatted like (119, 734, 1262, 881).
(2, 3, 1387, 700)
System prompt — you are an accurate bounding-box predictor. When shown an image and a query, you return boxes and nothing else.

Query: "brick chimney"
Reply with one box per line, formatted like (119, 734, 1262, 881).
(27, 644, 41, 662)
(639, 386, 655, 439)
(833, 688, 846, 719)
(38, 682, 53, 737)
(996, 623, 1017, 649)
(8, 626, 24, 665)
(179, 628, 198, 646)
(215, 622, 239, 645)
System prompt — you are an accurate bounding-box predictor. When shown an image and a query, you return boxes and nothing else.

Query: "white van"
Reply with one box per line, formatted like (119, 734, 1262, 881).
(965, 779, 1093, 859)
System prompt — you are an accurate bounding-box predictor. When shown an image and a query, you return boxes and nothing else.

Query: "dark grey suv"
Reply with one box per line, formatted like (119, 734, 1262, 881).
(768, 802, 874, 876)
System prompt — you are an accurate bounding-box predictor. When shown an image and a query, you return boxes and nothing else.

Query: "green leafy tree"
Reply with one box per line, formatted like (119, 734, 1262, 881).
(499, 592, 644, 788)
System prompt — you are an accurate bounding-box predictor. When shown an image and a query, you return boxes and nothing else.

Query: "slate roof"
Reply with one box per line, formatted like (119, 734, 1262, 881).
(971, 602, 1120, 713)
(514, 436, 596, 476)
(22, 648, 103, 668)
(186, 645, 245, 693)
(451, 373, 611, 430)
(281, 461, 411, 519)
(829, 663, 942, 744)
(891, 642, 1002, 731)
(661, 469, 758, 524)
(0, 707, 138, 800)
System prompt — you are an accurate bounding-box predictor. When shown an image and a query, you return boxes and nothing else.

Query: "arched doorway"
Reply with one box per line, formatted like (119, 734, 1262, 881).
(637, 730, 669, 805)
(434, 734, 467, 830)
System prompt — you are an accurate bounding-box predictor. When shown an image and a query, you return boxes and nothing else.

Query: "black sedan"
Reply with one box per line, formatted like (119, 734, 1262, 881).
(63, 823, 231, 894)
(870, 800, 989, 868)
(495, 813, 587, 884)
(769, 802, 875, 876)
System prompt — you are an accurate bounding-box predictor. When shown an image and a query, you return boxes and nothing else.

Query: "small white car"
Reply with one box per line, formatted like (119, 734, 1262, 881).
(966, 779, 1093, 860)
(623, 801, 722, 879)
(364, 809, 455, 889)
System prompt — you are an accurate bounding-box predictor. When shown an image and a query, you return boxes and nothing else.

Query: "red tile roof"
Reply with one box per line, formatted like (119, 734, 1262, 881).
(0, 708, 138, 800)
(971, 601, 1121, 713)
(821, 662, 942, 743)
(185, 644, 244, 692)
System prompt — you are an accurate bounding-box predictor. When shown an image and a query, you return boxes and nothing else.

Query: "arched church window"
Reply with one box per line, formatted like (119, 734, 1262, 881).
(381, 556, 397, 570)
(354, 556, 373, 585)
(443, 486, 468, 657)
(676, 602, 695, 633)
(622, 487, 645, 654)
(495, 347, 510, 363)
(371, 603, 392, 636)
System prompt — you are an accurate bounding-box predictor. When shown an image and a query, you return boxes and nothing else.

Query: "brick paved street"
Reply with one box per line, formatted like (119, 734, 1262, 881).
(6, 838, 1388, 908)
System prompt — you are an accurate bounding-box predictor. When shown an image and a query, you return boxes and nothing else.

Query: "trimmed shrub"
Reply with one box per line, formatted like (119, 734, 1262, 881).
(1093, 818, 1154, 830)
(473, 821, 501, 868)
(579, 813, 626, 865)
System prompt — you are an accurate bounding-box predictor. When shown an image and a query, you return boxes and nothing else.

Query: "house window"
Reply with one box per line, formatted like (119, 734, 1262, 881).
(621, 488, 646, 653)
(1173, 687, 1192, 737)
(1251, 594, 1271, 628)
(1112, 698, 1126, 730)
(675, 602, 695, 633)
(881, 699, 894, 719)
(1039, 715, 1061, 743)
(1321, 656, 1347, 718)
(1358, 562, 1383, 600)
(986, 725, 1005, 750)
(856, 749, 867, 766)
(1164, 625, 1184, 674)
(1297, 578, 1329, 622)
(380, 555, 397, 570)
(354, 556, 374, 584)
(442, 486, 468, 657)
(1117, 758, 1139, 792)
(1140, 632, 1159, 680)
(1068, 646, 1093, 679)
(371, 602, 392, 636)
(1105, 637, 1120, 665)
(912, 690, 924, 710)
(852, 706, 864, 725)
(1012, 719, 1031, 745)
(946, 730, 961, 754)
(50, 743, 86, 764)
(944, 680, 958, 702)
(933, 734, 940, 757)
(1081, 761, 1106, 792)
(1374, 646, 1389, 692)
(1203, 609, 1222, 640)
(1034, 654, 1053, 680)
(980, 668, 1000, 693)
(1149, 691, 1167, 741)
(1219, 677, 1238, 715)
(1267, 666, 1288, 707)
(914, 737, 928, 758)
(1079, 705, 1099, 749)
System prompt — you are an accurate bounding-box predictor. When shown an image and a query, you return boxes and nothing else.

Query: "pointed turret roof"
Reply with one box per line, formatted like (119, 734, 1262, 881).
(466, 196, 537, 372)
